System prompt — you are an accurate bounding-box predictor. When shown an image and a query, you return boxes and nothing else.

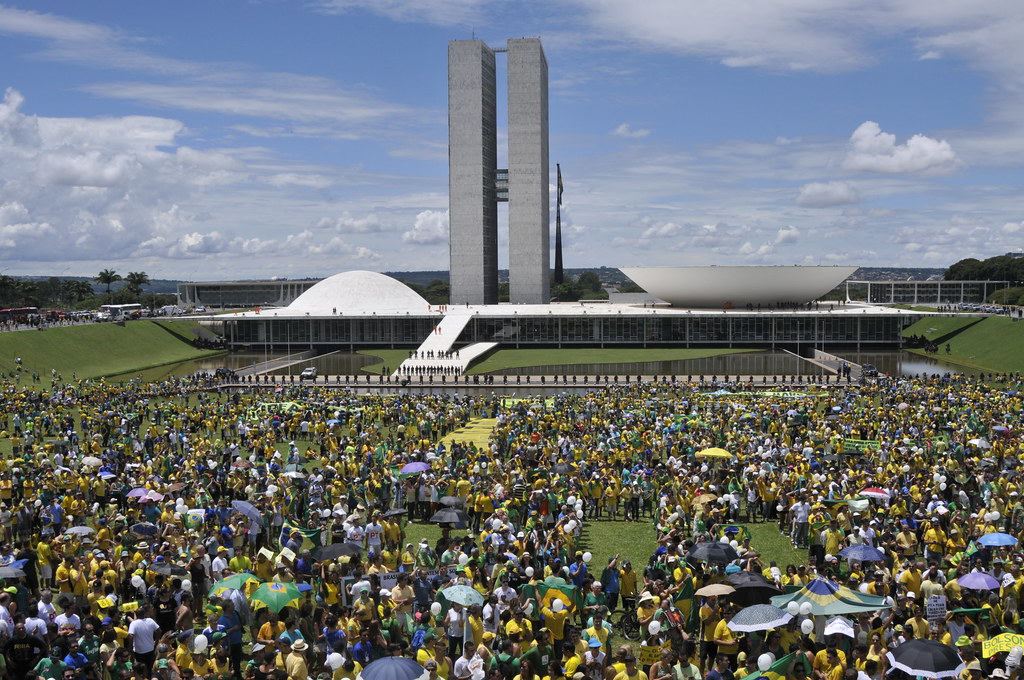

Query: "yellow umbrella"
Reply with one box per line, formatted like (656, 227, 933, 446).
(696, 447, 732, 459)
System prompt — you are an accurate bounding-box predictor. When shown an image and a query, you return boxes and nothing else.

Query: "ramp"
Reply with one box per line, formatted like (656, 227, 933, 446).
(396, 310, 497, 376)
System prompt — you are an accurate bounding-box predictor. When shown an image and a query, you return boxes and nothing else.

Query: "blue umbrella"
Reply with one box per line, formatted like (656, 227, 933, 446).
(401, 462, 431, 474)
(130, 522, 159, 537)
(839, 544, 886, 562)
(358, 656, 429, 680)
(978, 532, 1018, 547)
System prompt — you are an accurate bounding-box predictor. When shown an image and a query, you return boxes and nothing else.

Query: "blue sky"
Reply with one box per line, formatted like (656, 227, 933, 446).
(1, 1, 1023, 281)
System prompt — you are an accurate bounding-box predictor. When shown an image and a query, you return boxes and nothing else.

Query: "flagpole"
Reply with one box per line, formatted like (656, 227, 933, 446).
(554, 163, 564, 285)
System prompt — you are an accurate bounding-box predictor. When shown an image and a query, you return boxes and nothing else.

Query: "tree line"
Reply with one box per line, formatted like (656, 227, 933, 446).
(0, 269, 175, 309)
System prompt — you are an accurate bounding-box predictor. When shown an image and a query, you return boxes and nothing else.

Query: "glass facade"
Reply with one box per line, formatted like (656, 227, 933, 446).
(227, 311, 916, 351)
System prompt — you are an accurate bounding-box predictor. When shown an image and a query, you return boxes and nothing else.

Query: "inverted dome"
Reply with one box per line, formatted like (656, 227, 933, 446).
(288, 271, 429, 314)
(620, 266, 857, 308)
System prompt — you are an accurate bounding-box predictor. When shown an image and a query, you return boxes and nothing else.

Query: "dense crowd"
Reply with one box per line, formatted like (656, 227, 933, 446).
(0, 362, 1023, 680)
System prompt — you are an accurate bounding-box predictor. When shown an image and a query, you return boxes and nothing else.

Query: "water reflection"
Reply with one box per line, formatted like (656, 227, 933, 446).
(108, 348, 974, 383)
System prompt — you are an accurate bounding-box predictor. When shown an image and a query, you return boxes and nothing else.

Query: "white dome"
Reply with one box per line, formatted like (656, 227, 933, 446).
(288, 271, 429, 314)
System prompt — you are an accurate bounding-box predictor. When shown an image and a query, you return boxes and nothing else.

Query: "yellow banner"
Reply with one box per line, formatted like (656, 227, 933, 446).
(638, 642, 670, 665)
(982, 632, 1024, 657)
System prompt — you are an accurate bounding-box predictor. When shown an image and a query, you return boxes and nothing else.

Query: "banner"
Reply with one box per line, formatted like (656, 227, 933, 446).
(638, 642, 670, 665)
(841, 439, 879, 454)
(740, 652, 798, 680)
(983, 632, 1024, 658)
(926, 595, 947, 624)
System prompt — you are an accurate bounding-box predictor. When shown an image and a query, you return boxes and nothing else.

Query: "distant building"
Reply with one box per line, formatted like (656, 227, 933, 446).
(177, 279, 320, 309)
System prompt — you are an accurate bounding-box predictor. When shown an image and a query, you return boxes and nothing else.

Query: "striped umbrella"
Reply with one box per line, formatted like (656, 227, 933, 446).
(727, 604, 792, 632)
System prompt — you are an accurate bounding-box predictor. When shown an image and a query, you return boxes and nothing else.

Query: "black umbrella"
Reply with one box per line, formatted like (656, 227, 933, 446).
(382, 508, 408, 518)
(725, 571, 782, 606)
(439, 496, 463, 507)
(314, 543, 362, 561)
(0, 566, 26, 579)
(149, 562, 188, 577)
(552, 463, 572, 475)
(430, 507, 471, 526)
(886, 639, 966, 679)
(687, 541, 740, 564)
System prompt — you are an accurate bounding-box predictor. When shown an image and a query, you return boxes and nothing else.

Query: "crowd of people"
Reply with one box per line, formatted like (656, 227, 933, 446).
(0, 360, 1022, 680)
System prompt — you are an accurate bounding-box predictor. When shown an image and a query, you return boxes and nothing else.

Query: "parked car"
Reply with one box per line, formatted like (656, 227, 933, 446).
(299, 367, 318, 381)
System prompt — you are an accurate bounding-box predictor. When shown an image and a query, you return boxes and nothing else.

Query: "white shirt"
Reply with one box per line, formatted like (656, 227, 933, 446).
(128, 616, 161, 653)
(365, 522, 383, 547)
(55, 612, 81, 632)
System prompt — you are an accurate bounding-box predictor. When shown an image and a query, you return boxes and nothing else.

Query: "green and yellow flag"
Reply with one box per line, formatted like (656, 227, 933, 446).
(740, 652, 801, 680)
(279, 518, 322, 551)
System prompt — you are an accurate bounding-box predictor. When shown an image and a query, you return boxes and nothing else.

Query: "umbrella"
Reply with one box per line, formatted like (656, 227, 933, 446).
(978, 532, 1018, 547)
(231, 459, 254, 468)
(687, 541, 739, 564)
(859, 487, 889, 500)
(357, 656, 429, 680)
(0, 566, 26, 578)
(209, 573, 262, 597)
(127, 487, 150, 498)
(693, 493, 717, 505)
(430, 508, 471, 526)
(957, 572, 1000, 590)
(314, 543, 362, 561)
(441, 584, 485, 607)
(968, 438, 992, 449)
(552, 463, 572, 475)
(145, 491, 165, 502)
(282, 471, 306, 479)
(725, 571, 782, 606)
(839, 544, 886, 562)
(149, 562, 188, 577)
(231, 500, 262, 524)
(64, 526, 95, 536)
(439, 496, 464, 507)
(82, 456, 103, 467)
(886, 639, 966, 679)
(130, 523, 159, 537)
(249, 581, 304, 612)
(167, 482, 187, 492)
(382, 508, 408, 518)
(727, 604, 792, 632)
(824, 616, 855, 638)
(401, 462, 431, 474)
(695, 583, 736, 597)
(696, 447, 732, 459)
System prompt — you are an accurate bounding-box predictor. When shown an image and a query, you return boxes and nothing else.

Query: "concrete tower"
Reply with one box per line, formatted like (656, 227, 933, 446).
(507, 38, 550, 304)
(448, 40, 498, 305)
(448, 38, 550, 305)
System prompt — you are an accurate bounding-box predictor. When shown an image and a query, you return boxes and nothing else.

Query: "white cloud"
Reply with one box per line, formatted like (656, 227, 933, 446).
(313, 212, 383, 233)
(402, 209, 448, 244)
(775, 225, 800, 244)
(639, 221, 681, 239)
(795, 181, 859, 207)
(314, 0, 484, 26)
(613, 123, 651, 138)
(843, 121, 960, 174)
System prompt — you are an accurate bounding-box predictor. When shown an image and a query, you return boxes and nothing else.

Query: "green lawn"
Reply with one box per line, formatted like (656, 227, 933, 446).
(0, 321, 224, 379)
(466, 348, 756, 374)
(906, 315, 1024, 373)
(359, 350, 413, 374)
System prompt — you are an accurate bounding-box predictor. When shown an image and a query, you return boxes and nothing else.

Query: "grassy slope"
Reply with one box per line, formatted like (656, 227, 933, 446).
(905, 316, 1024, 373)
(0, 322, 223, 379)
(467, 348, 756, 374)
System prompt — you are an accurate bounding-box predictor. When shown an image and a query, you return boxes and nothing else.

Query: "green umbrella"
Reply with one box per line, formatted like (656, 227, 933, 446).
(208, 573, 262, 597)
(441, 584, 485, 607)
(249, 581, 304, 612)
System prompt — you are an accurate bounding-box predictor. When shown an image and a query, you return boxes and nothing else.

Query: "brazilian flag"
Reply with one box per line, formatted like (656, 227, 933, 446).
(533, 577, 583, 612)
(279, 518, 322, 551)
(740, 652, 802, 680)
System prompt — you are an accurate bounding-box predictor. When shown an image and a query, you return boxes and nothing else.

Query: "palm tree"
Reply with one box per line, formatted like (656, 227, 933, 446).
(95, 269, 121, 294)
(124, 271, 151, 296)
(62, 279, 95, 304)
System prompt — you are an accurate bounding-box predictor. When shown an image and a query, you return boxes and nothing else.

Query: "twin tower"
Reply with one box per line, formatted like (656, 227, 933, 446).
(449, 38, 550, 305)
